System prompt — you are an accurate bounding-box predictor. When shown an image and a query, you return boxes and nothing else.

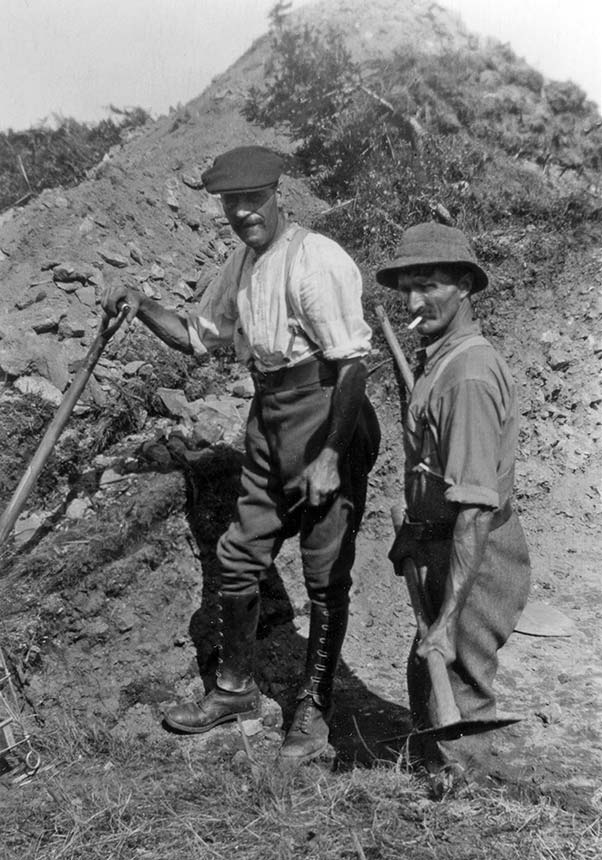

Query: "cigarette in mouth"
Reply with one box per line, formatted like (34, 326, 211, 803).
(407, 316, 423, 330)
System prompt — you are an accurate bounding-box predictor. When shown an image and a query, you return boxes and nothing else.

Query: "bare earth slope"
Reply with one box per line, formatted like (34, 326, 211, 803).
(0, 0, 601, 853)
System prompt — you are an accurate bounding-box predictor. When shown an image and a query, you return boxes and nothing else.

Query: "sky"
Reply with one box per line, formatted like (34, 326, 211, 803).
(0, 0, 600, 132)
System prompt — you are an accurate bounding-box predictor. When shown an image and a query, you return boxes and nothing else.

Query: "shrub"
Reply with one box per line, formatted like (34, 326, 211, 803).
(0, 107, 150, 211)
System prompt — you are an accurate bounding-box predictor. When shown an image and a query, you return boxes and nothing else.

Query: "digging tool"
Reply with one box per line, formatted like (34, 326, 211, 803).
(390, 506, 521, 743)
(514, 601, 574, 637)
(375, 305, 414, 392)
(378, 306, 522, 743)
(0, 306, 129, 547)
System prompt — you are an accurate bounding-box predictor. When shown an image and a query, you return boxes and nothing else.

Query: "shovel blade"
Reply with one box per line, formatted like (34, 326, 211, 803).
(514, 601, 574, 637)
(398, 714, 522, 744)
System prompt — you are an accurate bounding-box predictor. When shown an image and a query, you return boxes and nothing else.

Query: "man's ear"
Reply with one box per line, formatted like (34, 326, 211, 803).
(458, 272, 473, 299)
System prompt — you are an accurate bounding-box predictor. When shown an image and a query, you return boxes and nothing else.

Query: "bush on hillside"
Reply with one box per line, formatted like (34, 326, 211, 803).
(243, 15, 601, 305)
(0, 107, 150, 211)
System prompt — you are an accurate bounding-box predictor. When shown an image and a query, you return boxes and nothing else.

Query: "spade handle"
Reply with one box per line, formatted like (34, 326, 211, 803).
(0, 307, 129, 547)
(391, 503, 461, 726)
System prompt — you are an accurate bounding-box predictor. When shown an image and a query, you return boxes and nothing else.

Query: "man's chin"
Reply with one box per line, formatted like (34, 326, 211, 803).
(417, 320, 440, 336)
(238, 227, 266, 249)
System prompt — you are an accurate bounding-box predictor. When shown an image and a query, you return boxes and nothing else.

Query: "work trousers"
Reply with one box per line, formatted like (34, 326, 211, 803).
(407, 511, 531, 768)
(217, 374, 380, 608)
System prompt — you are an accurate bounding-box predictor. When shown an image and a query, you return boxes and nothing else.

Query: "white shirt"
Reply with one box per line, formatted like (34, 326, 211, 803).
(187, 223, 372, 372)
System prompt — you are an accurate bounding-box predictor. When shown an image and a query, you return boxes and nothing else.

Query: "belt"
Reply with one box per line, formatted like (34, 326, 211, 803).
(250, 356, 337, 394)
(402, 499, 513, 542)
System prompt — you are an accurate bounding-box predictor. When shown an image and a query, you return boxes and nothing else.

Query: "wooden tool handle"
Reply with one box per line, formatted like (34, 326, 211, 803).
(391, 506, 461, 727)
(375, 305, 414, 393)
(402, 557, 461, 726)
(0, 307, 129, 547)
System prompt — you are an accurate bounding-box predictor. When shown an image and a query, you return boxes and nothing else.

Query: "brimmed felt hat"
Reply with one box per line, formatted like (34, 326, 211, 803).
(202, 145, 284, 195)
(376, 222, 488, 292)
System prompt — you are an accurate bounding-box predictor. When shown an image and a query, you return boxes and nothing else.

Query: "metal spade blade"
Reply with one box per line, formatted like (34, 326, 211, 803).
(395, 714, 523, 744)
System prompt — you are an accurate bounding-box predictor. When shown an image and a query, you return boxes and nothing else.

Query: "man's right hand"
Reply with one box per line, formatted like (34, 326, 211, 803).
(101, 285, 141, 324)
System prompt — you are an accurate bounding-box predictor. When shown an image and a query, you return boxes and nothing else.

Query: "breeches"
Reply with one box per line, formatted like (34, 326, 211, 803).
(407, 512, 531, 750)
(217, 381, 380, 606)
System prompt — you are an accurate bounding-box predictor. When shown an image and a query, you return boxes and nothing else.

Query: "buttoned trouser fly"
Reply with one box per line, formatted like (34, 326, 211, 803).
(407, 512, 531, 771)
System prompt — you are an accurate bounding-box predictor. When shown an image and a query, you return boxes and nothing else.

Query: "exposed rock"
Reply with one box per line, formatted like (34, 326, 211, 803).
(157, 387, 190, 418)
(52, 263, 90, 284)
(76, 285, 98, 308)
(181, 168, 204, 189)
(173, 280, 194, 301)
(13, 513, 45, 545)
(231, 377, 255, 399)
(0, 332, 70, 390)
(164, 179, 180, 210)
(66, 497, 93, 519)
(55, 280, 79, 294)
(123, 360, 149, 376)
(98, 244, 129, 268)
(141, 281, 162, 299)
(14, 374, 63, 406)
(78, 215, 96, 235)
(99, 467, 128, 488)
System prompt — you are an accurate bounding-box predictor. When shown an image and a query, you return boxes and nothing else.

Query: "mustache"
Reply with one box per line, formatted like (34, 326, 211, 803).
(233, 216, 264, 229)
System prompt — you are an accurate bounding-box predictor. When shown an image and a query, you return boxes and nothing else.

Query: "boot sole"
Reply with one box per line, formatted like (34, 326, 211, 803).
(164, 706, 261, 734)
(278, 739, 330, 765)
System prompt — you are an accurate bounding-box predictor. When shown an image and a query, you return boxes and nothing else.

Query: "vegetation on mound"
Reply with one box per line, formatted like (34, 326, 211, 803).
(0, 107, 150, 212)
(244, 9, 602, 328)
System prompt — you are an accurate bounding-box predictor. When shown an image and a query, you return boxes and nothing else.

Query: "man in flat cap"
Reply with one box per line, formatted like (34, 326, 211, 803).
(377, 222, 530, 788)
(102, 145, 380, 763)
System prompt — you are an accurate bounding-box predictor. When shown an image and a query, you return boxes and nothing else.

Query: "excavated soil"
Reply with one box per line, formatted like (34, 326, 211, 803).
(0, 0, 601, 830)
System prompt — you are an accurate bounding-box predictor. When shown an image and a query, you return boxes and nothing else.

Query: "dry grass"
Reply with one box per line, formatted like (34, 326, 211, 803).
(1, 719, 600, 860)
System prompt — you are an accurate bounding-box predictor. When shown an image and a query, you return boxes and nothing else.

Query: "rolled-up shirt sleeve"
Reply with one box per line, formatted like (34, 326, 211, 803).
(186, 254, 240, 357)
(288, 235, 372, 360)
(434, 380, 503, 509)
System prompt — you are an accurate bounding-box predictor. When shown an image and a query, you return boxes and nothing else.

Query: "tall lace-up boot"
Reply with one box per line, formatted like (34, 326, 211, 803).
(279, 600, 348, 763)
(164, 590, 261, 733)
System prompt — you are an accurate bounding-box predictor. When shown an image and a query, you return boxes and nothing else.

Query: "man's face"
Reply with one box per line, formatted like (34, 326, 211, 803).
(397, 266, 470, 337)
(221, 186, 280, 252)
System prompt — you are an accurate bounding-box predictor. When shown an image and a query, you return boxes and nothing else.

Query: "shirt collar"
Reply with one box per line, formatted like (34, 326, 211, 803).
(418, 318, 482, 376)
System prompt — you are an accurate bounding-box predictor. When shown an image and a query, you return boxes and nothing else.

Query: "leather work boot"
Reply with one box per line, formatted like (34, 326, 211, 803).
(279, 599, 348, 763)
(163, 684, 261, 733)
(278, 695, 334, 762)
(164, 590, 261, 734)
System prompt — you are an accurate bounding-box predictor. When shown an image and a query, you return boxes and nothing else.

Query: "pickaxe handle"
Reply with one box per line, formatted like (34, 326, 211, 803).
(375, 305, 414, 392)
(0, 307, 129, 547)
(391, 475, 461, 729)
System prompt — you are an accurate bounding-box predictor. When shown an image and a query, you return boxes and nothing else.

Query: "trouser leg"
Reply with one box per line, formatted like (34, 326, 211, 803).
(407, 516, 530, 773)
(279, 408, 379, 763)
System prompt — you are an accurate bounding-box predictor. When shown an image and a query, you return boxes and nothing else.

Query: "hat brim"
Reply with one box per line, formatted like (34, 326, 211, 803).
(208, 181, 278, 196)
(376, 257, 488, 292)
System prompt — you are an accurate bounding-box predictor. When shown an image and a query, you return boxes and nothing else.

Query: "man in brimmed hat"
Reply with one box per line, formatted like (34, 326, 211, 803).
(102, 145, 380, 763)
(377, 222, 531, 787)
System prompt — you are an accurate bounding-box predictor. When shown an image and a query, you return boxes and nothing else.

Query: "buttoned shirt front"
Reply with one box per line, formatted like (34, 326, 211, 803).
(187, 223, 372, 372)
(405, 318, 519, 522)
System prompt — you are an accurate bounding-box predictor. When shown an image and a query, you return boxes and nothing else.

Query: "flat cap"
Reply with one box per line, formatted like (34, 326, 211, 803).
(376, 222, 488, 292)
(202, 145, 284, 195)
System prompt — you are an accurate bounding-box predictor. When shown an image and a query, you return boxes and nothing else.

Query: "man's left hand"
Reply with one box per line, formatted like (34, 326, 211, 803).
(416, 615, 458, 666)
(300, 448, 341, 507)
